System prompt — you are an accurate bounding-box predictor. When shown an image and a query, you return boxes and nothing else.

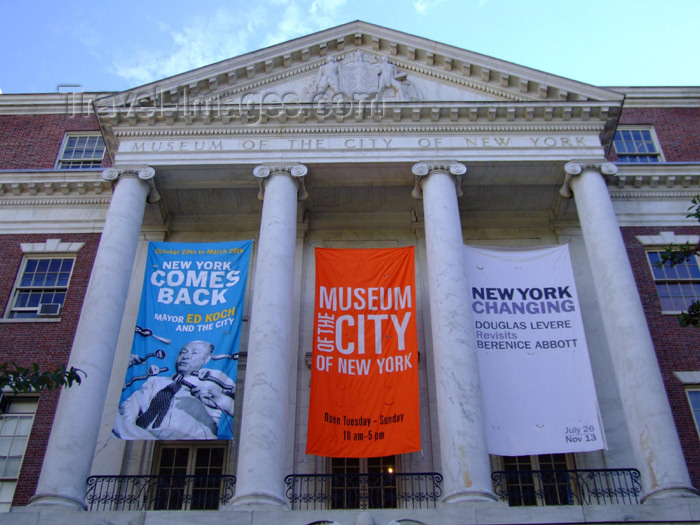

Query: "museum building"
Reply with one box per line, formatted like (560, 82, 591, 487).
(0, 20, 699, 525)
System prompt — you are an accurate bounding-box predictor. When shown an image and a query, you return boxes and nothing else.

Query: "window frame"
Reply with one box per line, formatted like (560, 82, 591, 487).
(0, 395, 38, 512)
(328, 455, 398, 510)
(493, 453, 577, 507)
(151, 442, 229, 511)
(686, 388, 700, 440)
(54, 132, 106, 170)
(613, 126, 665, 163)
(645, 250, 700, 314)
(4, 255, 76, 320)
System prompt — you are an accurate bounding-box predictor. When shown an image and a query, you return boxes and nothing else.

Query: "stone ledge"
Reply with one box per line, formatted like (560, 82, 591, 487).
(5, 498, 700, 525)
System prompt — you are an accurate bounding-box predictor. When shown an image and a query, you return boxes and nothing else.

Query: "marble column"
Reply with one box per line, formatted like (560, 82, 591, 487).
(563, 161, 698, 501)
(232, 164, 307, 508)
(412, 162, 496, 503)
(30, 167, 158, 509)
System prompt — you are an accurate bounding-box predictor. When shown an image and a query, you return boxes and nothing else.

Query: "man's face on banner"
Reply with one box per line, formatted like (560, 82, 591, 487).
(175, 341, 212, 375)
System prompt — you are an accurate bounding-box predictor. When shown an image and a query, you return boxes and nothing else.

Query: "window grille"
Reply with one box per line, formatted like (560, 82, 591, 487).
(647, 251, 700, 313)
(152, 445, 227, 510)
(0, 397, 37, 512)
(55, 133, 106, 170)
(613, 128, 663, 163)
(329, 456, 397, 509)
(7, 257, 75, 319)
(496, 453, 575, 506)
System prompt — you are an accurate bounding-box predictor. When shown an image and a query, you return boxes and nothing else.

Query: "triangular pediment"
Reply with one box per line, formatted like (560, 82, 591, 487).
(96, 20, 623, 114)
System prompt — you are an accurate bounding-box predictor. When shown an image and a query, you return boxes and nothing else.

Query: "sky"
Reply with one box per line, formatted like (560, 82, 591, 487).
(0, 0, 698, 94)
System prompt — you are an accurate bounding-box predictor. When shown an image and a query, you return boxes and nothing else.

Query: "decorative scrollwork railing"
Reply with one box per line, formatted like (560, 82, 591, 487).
(284, 472, 443, 510)
(491, 469, 642, 506)
(86, 474, 236, 511)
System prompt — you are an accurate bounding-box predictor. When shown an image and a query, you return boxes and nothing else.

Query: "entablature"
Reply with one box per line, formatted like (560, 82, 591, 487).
(610, 163, 700, 190)
(94, 21, 624, 159)
(112, 127, 608, 167)
(99, 100, 620, 128)
(0, 170, 110, 199)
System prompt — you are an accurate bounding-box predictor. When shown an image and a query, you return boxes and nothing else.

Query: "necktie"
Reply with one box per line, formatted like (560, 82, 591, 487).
(136, 376, 183, 429)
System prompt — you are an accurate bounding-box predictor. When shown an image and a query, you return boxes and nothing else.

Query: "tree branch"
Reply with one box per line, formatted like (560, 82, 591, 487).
(0, 363, 85, 393)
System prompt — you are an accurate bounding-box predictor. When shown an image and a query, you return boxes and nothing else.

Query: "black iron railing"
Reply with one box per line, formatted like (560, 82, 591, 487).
(492, 469, 642, 506)
(86, 474, 236, 511)
(284, 472, 443, 510)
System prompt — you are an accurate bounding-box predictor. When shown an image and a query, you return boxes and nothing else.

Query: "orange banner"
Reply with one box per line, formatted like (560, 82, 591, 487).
(306, 247, 420, 457)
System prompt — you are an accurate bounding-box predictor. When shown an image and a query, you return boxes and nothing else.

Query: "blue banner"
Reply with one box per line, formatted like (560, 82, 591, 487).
(113, 240, 252, 440)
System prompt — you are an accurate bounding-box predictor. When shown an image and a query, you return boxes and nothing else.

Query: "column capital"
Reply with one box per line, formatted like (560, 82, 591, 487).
(411, 161, 466, 199)
(253, 164, 308, 201)
(102, 166, 160, 203)
(559, 161, 618, 198)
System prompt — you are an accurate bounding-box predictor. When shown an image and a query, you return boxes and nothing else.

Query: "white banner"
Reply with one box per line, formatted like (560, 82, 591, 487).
(465, 245, 605, 456)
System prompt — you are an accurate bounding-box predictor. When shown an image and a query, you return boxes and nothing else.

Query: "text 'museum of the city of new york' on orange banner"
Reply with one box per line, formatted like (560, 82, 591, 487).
(306, 247, 421, 458)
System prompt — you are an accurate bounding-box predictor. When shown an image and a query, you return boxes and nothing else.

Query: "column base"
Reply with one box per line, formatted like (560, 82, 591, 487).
(28, 493, 86, 510)
(230, 491, 289, 510)
(442, 488, 499, 504)
(641, 485, 700, 503)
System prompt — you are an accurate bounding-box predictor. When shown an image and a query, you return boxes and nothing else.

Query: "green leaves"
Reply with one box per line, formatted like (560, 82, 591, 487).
(0, 363, 85, 393)
(678, 302, 700, 328)
(687, 195, 700, 222)
(654, 242, 699, 268)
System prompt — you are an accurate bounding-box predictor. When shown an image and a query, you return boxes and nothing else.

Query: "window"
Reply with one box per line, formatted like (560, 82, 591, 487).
(6, 257, 75, 318)
(55, 133, 106, 170)
(495, 453, 575, 507)
(330, 456, 397, 509)
(613, 127, 663, 163)
(647, 251, 700, 312)
(0, 396, 37, 512)
(687, 390, 700, 439)
(152, 444, 228, 510)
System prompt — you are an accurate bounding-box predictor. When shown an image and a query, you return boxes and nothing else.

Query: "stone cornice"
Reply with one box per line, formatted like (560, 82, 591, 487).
(0, 93, 113, 115)
(111, 121, 606, 140)
(610, 163, 700, 190)
(98, 100, 620, 129)
(610, 190, 699, 200)
(0, 170, 111, 199)
(390, 57, 524, 101)
(100, 102, 617, 158)
(0, 196, 112, 207)
(607, 86, 700, 108)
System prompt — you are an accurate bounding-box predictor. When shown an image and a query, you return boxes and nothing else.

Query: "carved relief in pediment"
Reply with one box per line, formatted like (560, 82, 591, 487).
(306, 51, 420, 102)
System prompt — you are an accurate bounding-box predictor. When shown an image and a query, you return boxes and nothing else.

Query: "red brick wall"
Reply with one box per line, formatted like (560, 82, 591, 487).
(610, 107, 700, 162)
(0, 233, 100, 506)
(0, 114, 110, 170)
(622, 226, 700, 491)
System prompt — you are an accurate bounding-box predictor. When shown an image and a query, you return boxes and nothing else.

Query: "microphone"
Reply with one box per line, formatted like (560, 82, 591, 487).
(135, 325, 172, 345)
(123, 366, 169, 390)
(127, 349, 167, 368)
